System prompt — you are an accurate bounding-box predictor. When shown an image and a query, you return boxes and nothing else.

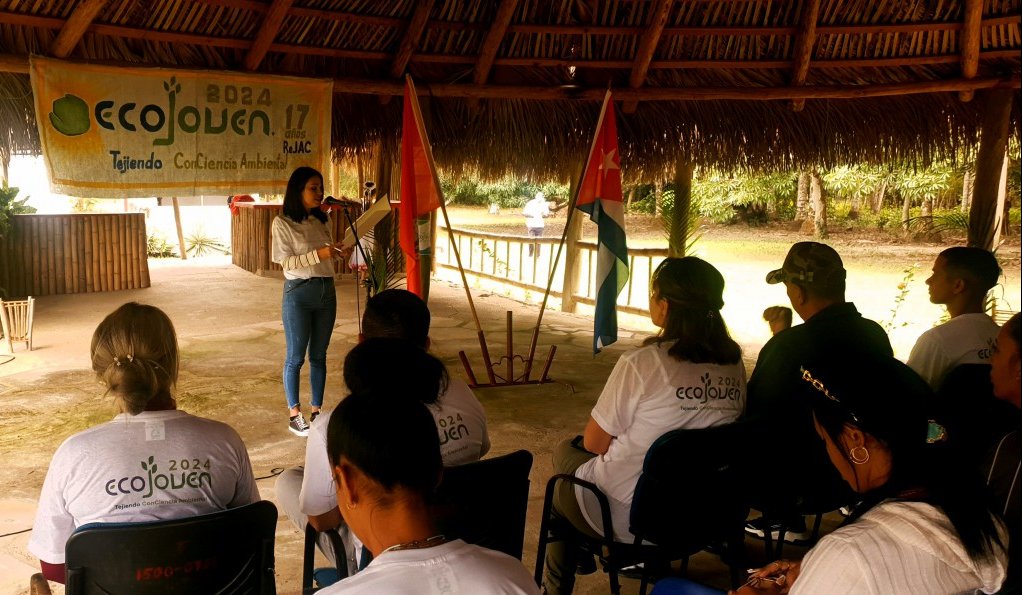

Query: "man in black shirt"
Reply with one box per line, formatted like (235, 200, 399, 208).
(744, 242, 893, 542)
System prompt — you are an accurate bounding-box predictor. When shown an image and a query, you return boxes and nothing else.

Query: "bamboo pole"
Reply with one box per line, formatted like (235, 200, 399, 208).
(139, 218, 151, 287)
(172, 197, 188, 260)
(525, 90, 613, 380)
(404, 75, 495, 384)
(83, 216, 94, 292)
(63, 216, 73, 293)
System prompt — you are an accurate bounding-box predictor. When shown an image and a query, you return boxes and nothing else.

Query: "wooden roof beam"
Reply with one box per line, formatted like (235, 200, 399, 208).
(789, 0, 822, 112)
(473, 0, 519, 85)
(380, 0, 435, 104)
(959, 0, 984, 102)
(389, 0, 436, 79)
(49, 0, 110, 58)
(467, 0, 518, 109)
(623, 0, 673, 113)
(243, 0, 293, 71)
(0, 52, 1015, 99)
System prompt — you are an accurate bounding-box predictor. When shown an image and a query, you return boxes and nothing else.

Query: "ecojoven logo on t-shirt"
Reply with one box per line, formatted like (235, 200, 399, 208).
(104, 456, 213, 499)
(675, 373, 742, 404)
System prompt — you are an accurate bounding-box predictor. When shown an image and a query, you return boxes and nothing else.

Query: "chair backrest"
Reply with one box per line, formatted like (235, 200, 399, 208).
(934, 363, 1021, 462)
(64, 500, 277, 595)
(430, 450, 533, 559)
(630, 423, 750, 549)
(1, 296, 34, 350)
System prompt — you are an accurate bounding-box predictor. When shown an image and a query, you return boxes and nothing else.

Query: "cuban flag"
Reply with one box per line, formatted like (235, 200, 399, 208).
(576, 93, 628, 354)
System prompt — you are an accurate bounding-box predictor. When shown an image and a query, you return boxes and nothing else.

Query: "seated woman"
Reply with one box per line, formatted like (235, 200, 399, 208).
(318, 391, 538, 594)
(544, 257, 747, 595)
(987, 312, 1020, 592)
(658, 357, 1008, 595)
(28, 303, 259, 584)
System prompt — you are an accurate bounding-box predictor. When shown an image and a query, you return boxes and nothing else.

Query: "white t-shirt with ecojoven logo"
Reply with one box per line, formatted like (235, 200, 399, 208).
(29, 410, 259, 564)
(574, 342, 746, 540)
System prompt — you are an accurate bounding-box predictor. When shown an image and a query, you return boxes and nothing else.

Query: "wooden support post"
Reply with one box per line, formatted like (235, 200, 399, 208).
(810, 172, 828, 239)
(969, 89, 1013, 249)
(991, 149, 1009, 248)
(560, 167, 584, 314)
(669, 157, 693, 257)
(172, 197, 187, 260)
(959, 0, 983, 102)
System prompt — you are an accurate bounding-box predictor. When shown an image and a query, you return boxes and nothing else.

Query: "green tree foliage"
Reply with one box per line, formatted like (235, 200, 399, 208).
(0, 183, 36, 238)
(441, 176, 569, 209)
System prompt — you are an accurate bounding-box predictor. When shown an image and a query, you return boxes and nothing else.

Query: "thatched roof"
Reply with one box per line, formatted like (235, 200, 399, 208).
(1, 0, 1019, 179)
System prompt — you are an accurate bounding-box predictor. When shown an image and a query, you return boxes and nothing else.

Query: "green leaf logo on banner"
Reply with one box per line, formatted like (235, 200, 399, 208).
(49, 94, 91, 136)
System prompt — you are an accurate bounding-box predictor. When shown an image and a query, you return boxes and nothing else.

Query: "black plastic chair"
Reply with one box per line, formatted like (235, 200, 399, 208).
(33, 500, 277, 595)
(431, 449, 534, 559)
(934, 363, 1021, 464)
(300, 450, 534, 592)
(535, 424, 752, 595)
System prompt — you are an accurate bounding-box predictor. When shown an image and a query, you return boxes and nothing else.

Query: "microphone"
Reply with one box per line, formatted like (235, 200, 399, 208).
(323, 196, 345, 206)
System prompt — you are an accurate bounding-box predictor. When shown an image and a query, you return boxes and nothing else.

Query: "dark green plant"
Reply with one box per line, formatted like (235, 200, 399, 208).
(0, 183, 36, 239)
(905, 210, 970, 235)
(656, 188, 703, 255)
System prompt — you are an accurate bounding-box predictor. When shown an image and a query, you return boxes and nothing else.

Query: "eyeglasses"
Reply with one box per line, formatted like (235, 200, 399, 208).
(800, 367, 859, 422)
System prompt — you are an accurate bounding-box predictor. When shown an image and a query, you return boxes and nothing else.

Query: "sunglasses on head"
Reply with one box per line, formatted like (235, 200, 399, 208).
(800, 367, 860, 423)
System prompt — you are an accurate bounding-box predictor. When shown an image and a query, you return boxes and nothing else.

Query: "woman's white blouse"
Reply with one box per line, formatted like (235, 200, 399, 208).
(271, 214, 335, 280)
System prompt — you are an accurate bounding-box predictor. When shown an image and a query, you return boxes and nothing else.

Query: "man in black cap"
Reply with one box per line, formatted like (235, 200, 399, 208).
(744, 241, 893, 542)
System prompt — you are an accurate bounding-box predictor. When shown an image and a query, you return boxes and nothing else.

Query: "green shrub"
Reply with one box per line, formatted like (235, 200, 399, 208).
(0, 184, 36, 239)
(147, 233, 178, 258)
(185, 227, 229, 257)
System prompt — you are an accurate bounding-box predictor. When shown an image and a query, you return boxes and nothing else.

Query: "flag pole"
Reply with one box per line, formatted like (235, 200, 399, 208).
(405, 75, 496, 384)
(524, 90, 613, 380)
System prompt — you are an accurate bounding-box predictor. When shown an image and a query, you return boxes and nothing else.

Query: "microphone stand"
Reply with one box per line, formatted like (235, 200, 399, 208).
(337, 204, 376, 302)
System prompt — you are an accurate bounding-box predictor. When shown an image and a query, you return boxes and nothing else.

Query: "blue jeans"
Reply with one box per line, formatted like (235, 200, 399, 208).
(282, 277, 337, 410)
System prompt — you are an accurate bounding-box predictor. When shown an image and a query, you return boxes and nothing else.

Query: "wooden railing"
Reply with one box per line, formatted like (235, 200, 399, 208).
(436, 225, 668, 315)
(0, 214, 150, 297)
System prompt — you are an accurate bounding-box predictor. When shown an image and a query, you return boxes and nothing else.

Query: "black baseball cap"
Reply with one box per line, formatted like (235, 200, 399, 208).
(766, 242, 846, 286)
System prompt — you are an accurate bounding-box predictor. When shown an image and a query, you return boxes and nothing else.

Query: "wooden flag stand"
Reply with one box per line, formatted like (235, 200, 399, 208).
(457, 310, 557, 388)
(402, 75, 560, 392)
(404, 75, 558, 389)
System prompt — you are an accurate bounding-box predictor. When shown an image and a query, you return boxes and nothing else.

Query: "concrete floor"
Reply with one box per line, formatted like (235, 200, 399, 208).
(0, 256, 817, 594)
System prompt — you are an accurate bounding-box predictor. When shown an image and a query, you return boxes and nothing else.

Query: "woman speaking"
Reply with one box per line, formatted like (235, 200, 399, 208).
(272, 166, 346, 437)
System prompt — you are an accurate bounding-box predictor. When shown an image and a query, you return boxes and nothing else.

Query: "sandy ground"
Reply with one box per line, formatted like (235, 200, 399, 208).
(0, 213, 1018, 594)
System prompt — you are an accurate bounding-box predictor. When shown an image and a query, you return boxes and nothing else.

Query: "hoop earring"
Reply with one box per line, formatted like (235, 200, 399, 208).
(849, 446, 870, 465)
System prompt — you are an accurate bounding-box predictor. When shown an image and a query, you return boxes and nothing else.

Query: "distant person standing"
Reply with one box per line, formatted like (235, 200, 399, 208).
(523, 191, 550, 256)
(271, 166, 348, 437)
(907, 247, 1001, 390)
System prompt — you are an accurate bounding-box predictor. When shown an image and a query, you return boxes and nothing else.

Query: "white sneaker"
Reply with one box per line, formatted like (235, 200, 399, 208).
(288, 414, 310, 437)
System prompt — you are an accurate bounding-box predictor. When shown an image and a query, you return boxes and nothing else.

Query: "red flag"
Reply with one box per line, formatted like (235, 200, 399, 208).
(576, 96, 623, 210)
(399, 80, 441, 296)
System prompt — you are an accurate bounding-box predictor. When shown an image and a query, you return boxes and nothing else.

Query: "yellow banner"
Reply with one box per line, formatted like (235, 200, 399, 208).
(30, 57, 332, 198)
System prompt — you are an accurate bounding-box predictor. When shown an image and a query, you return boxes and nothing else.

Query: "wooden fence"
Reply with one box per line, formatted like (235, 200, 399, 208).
(231, 203, 363, 277)
(436, 225, 669, 316)
(0, 214, 150, 297)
